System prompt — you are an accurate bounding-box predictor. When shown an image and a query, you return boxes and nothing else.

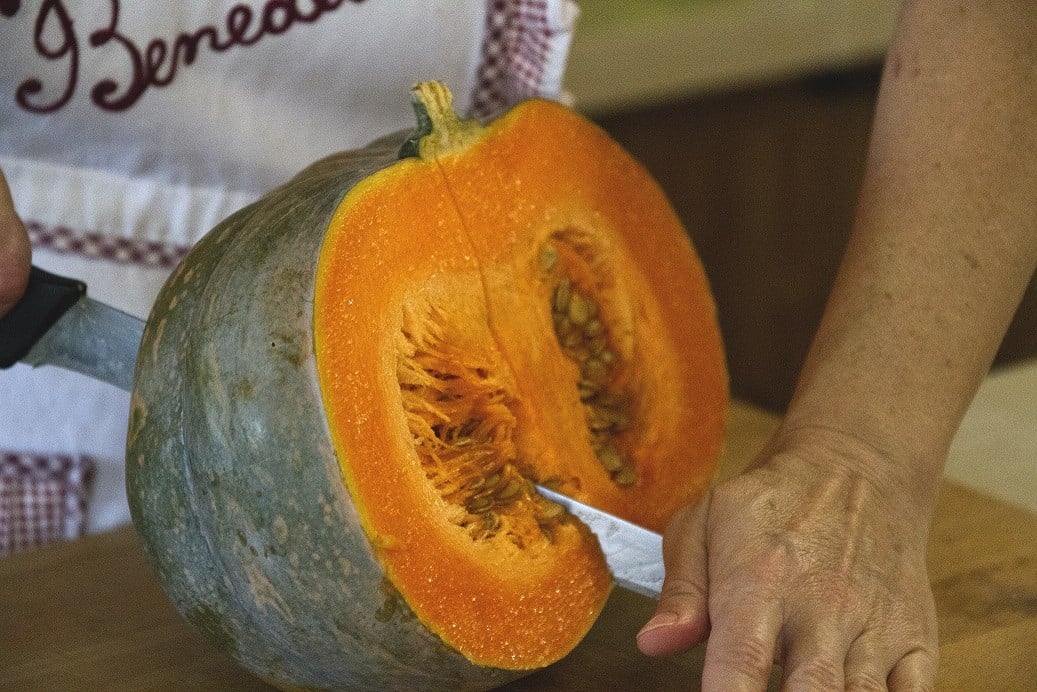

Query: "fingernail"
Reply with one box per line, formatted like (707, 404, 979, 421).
(637, 612, 679, 637)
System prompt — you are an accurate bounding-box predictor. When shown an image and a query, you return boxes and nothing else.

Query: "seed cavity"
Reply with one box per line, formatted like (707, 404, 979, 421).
(398, 300, 569, 545)
(544, 241, 639, 487)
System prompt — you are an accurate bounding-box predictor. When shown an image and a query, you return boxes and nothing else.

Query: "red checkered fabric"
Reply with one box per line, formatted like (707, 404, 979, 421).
(470, 0, 557, 119)
(27, 221, 191, 269)
(0, 452, 94, 556)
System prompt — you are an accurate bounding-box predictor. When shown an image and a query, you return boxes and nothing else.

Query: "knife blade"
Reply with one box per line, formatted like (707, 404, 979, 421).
(2, 269, 669, 599)
(536, 485, 664, 599)
(0, 266, 143, 391)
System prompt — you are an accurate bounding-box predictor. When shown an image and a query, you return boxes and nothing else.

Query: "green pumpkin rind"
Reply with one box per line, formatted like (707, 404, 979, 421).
(125, 133, 521, 691)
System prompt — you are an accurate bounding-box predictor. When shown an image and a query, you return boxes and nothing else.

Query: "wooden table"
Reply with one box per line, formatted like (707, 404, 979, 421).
(2, 402, 1035, 690)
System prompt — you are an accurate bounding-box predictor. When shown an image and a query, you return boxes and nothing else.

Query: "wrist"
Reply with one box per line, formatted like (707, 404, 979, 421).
(763, 418, 942, 525)
(780, 348, 962, 508)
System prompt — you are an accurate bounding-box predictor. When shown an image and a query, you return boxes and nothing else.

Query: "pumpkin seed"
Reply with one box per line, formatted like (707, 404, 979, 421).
(562, 330, 583, 350)
(584, 319, 604, 337)
(480, 473, 502, 491)
(595, 405, 631, 429)
(582, 358, 608, 384)
(553, 315, 572, 340)
(598, 446, 624, 472)
(597, 391, 628, 408)
(587, 412, 612, 432)
(495, 477, 524, 501)
(553, 278, 572, 314)
(568, 293, 592, 325)
(463, 474, 488, 492)
(613, 466, 638, 486)
(465, 495, 494, 514)
(457, 418, 480, 438)
(539, 244, 558, 273)
(537, 500, 565, 521)
(482, 512, 500, 530)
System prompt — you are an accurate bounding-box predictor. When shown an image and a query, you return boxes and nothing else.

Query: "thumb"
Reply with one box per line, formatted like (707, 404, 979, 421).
(636, 490, 712, 656)
(0, 171, 31, 316)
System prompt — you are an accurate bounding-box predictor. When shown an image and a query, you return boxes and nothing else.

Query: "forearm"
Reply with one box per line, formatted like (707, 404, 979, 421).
(783, 1, 1037, 499)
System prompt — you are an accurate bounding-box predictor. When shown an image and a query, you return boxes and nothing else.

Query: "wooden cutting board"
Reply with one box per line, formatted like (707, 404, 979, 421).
(2, 401, 1035, 690)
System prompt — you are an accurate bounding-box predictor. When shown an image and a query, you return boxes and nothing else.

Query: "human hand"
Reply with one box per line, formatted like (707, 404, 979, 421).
(637, 427, 939, 690)
(0, 169, 31, 317)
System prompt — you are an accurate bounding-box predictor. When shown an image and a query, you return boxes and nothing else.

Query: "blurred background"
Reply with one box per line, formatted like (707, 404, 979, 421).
(566, 0, 1037, 510)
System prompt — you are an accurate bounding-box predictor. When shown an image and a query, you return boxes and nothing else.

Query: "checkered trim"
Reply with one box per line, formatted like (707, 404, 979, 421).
(470, 0, 556, 119)
(27, 220, 191, 269)
(0, 452, 94, 556)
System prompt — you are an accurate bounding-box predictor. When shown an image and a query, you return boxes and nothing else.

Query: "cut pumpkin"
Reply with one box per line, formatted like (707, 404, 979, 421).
(127, 82, 726, 690)
(314, 83, 726, 670)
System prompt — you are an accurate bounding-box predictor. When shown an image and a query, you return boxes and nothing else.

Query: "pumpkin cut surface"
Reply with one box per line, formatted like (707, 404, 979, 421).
(313, 84, 727, 670)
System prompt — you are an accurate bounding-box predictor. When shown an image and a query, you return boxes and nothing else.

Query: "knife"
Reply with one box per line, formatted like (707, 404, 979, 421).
(1, 267, 667, 597)
(0, 266, 143, 391)
(536, 485, 664, 599)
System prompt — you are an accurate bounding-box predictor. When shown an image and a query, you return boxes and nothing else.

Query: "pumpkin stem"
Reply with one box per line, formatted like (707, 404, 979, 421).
(399, 81, 482, 161)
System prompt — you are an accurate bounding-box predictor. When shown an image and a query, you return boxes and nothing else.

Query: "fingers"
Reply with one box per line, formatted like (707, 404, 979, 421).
(636, 491, 712, 657)
(844, 630, 894, 691)
(780, 619, 847, 691)
(639, 451, 940, 691)
(699, 593, 782, 692)
(887, 647, 938, 692)
(0, 170, 31, 316)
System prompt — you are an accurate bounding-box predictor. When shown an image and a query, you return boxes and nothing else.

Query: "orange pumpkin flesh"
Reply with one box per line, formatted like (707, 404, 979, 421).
(314, 84, 727, 670)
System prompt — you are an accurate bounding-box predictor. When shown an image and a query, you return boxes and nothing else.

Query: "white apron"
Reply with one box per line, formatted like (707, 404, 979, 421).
(0, 0, 576, 552)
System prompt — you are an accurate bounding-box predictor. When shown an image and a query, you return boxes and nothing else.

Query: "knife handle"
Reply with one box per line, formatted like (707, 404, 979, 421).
(0, 266, 86, 368)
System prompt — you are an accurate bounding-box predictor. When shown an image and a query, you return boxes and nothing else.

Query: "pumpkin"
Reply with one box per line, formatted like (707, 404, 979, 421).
(126, 82, 727, 690)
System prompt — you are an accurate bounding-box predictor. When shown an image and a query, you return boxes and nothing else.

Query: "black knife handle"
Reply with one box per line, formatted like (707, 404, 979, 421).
(0, 266, 86, 368)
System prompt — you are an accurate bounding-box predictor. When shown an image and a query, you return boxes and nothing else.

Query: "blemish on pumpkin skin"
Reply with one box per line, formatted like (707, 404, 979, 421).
(150, 317, 168, 363)
(273, 516, 289, 544)
(239, 545, 292, 621)
(233, 379, 256, 400)
(268, 329, 306, 369)
(127, 401, 147, 449)
(375, 578, 401, 622)
(337, 557, 355, 577)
